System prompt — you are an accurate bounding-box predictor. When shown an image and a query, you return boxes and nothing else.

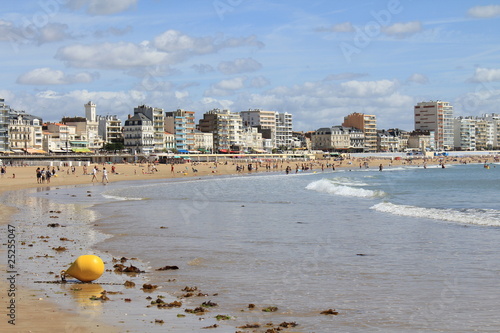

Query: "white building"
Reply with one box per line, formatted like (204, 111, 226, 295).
(275, 112, 293, 148)
(123, 113, 154, 154)
(134, 105, 165, 152)
(0, 99, 10, 152)
(453, 117, 476, 151)
(84, 101, 102, 150)
(9, 112, 43, 152)
(193, 130, 213, 152)
(98, 115, 122, 145)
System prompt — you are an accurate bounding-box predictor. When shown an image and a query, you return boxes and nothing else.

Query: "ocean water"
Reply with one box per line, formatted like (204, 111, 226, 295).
(20, 163, 500, 332)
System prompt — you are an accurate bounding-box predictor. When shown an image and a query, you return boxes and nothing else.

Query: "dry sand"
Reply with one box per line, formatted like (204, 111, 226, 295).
(0, 154, 496, 332)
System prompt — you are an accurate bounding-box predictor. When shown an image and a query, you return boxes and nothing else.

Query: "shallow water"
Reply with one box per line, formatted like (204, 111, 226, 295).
(12, 164, 500, 332)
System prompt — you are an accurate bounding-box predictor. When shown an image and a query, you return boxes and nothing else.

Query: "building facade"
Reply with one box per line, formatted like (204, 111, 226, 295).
(342, 112, 377, 152)
(134, 105, 165, 152)
(9, 112, 43, 151)
(0, 99, 10, 152)
(165, 109, 196, 152)
(414, 101, 454, 151)
(123, 113, 154, 154)
(453, 117, 476, 151)
(275, 112, 293, 148)
(198, 108, 242, 152)
(97, 115, 123, 145)
(240, 109, 277, 147)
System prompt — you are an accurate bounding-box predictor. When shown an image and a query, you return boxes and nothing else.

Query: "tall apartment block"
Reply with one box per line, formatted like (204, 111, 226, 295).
(0, 99, 10, 152)
(342, 112, 377, 152)
(98, 115, 123, 145)
(198, 108, 242, 151)
(240, 109, 293, 148)
(164, 109, 195, 152)
(134, 105, 165, 152)
(414, 101, 454, 151)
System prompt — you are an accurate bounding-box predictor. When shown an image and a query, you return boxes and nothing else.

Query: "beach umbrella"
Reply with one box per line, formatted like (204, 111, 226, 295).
(61, 255, 105, 282)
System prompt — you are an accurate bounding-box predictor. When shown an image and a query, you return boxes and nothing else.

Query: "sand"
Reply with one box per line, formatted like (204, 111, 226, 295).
(0, 154, 496, 332)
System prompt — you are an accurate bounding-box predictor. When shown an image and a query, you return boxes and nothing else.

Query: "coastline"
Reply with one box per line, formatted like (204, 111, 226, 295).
(0, 155, 497, 332)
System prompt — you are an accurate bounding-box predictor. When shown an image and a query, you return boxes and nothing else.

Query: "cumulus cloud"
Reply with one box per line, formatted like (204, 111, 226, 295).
(469, 67, 500, 82)
(382, 21, 422, 38)
(407, 73, 429, 84)
(57, 30, 264, 70)
(66, 0, 138, 15)
(37, 23, 72, 44)
(205, 77, 247, 96)
(340, 79, 399, 97)
(56, 42, 174, 69)
(249, 76, 270, 88)
(17, 68, 97, 85)
(467, 5, 500, 18)
(324, 72, 367, 81)
(316, 22, 354, 33)
(0, 20, 72, 46)
(218, 58, 262, 74)
(191, 64, 215, 74)
(154, 30, 263, 54)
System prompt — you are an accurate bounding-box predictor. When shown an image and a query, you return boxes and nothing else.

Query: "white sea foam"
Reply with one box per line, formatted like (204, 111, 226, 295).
(371, 202, 500, 226)
(102, 193, 146, 201)
(305, 178, 385, 198)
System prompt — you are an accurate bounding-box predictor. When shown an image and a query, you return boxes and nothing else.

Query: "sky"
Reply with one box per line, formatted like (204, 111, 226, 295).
(1, 0, 500, 132)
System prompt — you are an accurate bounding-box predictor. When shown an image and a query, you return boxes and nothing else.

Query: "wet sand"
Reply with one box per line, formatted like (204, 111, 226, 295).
(0, 155, 496, 332)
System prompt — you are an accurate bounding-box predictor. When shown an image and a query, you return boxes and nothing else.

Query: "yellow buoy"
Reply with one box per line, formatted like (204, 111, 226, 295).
(61, 255, 105, 282)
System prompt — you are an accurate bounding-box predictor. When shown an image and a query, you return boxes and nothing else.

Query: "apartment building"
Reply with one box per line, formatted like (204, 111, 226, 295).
(123, 113, 154, 154)
(342, 112, 377, 152)
(9, 112, 43, 151)
(0, 99, 10, 152)
(414, 101, 454, 151)
(134, 105, 165, 152)
(198, 108, 242, 152)
(98, 115, 123, 145)
(164, 109, 196, 152)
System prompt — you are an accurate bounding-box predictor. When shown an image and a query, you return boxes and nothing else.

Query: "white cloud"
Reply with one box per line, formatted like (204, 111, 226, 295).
(382, 21, 422, 38)
(56, 30, 264, 70)
(249, 76, 270, 88)
(17, 68, 97, 85)
(218, 58, 262, 74)
(205, 77, 247, 96)
(316, 22, 355, 33)
(470, 67, 500, 82)
(407, 73, 429, 84)
(191, 64, 215, 74)
(467, 5, 500, 18)
(66, 0, 138, 15)
(37, 23, 72, 44)
(56, 42, 172, 69)
(340, 79, 399, 97)
(153, 30, 263, 55)
(324, 73, 367, 81)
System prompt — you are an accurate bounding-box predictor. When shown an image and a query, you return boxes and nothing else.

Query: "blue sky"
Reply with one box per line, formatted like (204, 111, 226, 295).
(1, 0, 500, 131)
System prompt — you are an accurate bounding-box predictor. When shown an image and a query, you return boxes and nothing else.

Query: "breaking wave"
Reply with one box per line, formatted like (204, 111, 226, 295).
(371, 202, 500, 227)
(305, 178, 385, 198)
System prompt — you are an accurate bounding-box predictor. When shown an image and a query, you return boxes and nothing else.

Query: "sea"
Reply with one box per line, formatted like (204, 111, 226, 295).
(10, 162, 500, 332)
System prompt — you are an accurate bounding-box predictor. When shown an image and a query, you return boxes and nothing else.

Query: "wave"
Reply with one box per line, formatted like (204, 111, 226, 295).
(102, 193, 147, 201)
(371, 202, 500, 227)
(305, 178, 385, 198)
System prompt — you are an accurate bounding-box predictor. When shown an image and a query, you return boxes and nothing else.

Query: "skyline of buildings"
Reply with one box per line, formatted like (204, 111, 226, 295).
(0, 96, 499, 154)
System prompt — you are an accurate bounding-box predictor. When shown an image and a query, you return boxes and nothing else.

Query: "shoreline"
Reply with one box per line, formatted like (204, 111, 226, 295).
(1, 155, 497, 332)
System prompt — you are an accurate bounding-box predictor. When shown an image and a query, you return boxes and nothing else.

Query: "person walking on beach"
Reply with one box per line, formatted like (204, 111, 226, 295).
(91, 166, 98, 182)
(102, 167, 109, 184)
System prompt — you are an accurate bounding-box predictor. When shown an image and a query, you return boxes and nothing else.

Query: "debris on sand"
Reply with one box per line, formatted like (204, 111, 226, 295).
(320, 309, 339, 315)
(156, 265, 179, 271)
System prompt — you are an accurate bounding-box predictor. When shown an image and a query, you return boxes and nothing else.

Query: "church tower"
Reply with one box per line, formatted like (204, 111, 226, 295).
(85, 101, 96, 122)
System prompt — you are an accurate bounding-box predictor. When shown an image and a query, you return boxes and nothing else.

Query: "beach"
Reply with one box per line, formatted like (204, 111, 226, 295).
(1, 154, 498, 332)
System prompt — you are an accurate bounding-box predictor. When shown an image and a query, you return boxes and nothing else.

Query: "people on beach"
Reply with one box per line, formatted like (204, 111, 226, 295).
(102, 167, 109, 184)
(91, 166, 98, 182)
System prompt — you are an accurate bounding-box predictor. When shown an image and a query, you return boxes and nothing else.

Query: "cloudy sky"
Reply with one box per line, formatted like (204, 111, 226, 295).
(1, 0, 500, 131)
